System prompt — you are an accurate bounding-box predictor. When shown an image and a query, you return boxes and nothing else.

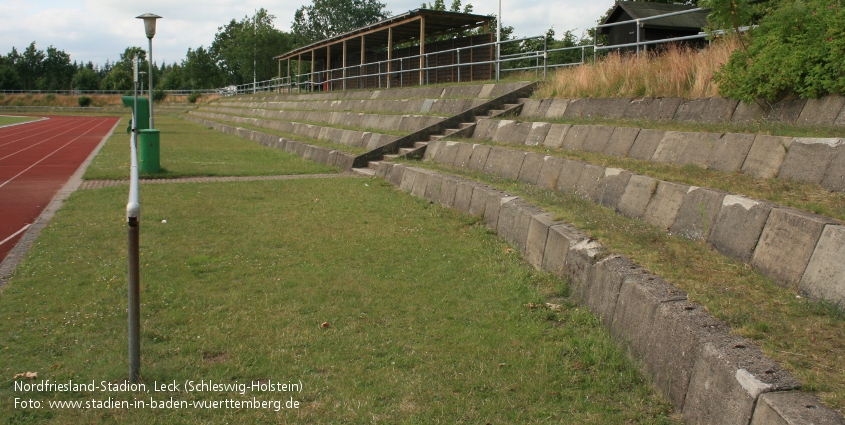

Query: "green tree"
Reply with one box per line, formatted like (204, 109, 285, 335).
(16, 42, 45, 90)
(0, 48, 23, 90)
(212, 8, 294, 85)
(39, 46, 75, 90)
(100, 47, 147, 91)
(183, 46, 225, 89)
(72, 67, 100, 91)
(291, 0, 390, 46)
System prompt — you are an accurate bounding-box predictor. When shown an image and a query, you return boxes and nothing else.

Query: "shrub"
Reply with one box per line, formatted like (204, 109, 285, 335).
(188, 92, 202, 103)
(153, 89, 167, 102)
(711, 0, 845, 102)
(78, 96, 92, 107)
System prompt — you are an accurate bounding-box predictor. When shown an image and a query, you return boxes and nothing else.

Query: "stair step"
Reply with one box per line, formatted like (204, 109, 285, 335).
(399, 148, 415, 155)
(383, 154, 400, 160)
(459, 122, 474, 129)
(443, 128, 460, 136)
(367, 161, 381, 170)
(488, 109, 504, 116)
(413, 141, 429, 148)
(517, 97, 529, 104)
(429, 135, 446, 141)
(503, 103, 519, 109)
(352, 167, 375, 176)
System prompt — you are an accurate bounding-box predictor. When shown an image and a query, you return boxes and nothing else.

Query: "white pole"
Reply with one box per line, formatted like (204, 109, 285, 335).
(496, 0, 501, 81)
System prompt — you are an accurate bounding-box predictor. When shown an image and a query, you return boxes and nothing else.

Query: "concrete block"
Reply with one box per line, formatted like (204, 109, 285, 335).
(467, 144, 492, 172)
(647, 301, 731, 411)
(517, 153, 546, 185)
(653, 131, 719, 167)
(610, 274, 688, 368)
(469, 184, 493, 216)
(534, 99, 554, 117)
(473, 118, 497, 140)
(670, 186, 727, 241)
(542, 223, 591, 279)
(435, 141, 460, 167)
(519, 99, 543, 117)
(643, 181, 690, 230)
(821, 144, 845, 192)
(584, 98, 632, 119)
(700, 97, 740, 123)
(560, 124, 590, 151)
(498, 149, 526, 180)
(484, 192, 518, 230)
(594, 168, 633, 210)
(423, 140, 443, 162)
(495, 121, 530, 145)
(765, 98, 807, 123)
(536, 156, 566, 190)
(500, 201, 543, 254)
(779, 138, 841, 185)
(410, 168, 432, 198)
(575, 163, 606, 201)
(579, 255, 639, 326)
(683, 336, 801, 425)
(453, 181, 476, 213)
(797, 95, 845, 126)
(423, 173, 444, 202)
(438, 176, 459, 208)
(617, 175, 658, 219)
(525, 213, 558, 269)
(483, 146, 507, 176)
(752, 391, 845, 425)
(542, 124, 570, 149)
(452, 142, 475, 168)
(733, 101, 766, 123)
(564, 238, 607, 293)
(376, 161, 395, 180)
(604, 127, 640, 157)
(491, 120, 517, 144)
(545, 98, 571, 118)
(560, 99, 590, 118)
(624, 97, 682, 121)
(555, 159, 586, 195)
(708, 195, 773, 263)
(707, 133, 756, 173)
(525, 122, 551, 146)
(742, 135, 792, 179)
(752, 208, 836, 288)
(581, 125, 616, 154)
(628, 129, 666, 160)
(674, 98, 709, 122)
(399, 166, 418, 192)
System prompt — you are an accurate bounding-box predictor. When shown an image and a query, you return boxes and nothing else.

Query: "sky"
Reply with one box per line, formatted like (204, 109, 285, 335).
(0, 0, 609, 67)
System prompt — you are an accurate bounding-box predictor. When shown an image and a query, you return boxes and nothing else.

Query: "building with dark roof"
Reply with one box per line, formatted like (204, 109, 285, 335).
(597, 2, 710, 52)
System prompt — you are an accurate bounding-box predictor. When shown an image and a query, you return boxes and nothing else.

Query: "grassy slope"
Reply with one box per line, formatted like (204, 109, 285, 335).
(1, 179, 676, 424)
(84, 114, 337, 180)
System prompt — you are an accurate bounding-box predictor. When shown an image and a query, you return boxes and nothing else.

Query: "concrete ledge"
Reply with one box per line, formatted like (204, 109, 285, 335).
(594, 168, 633, 210)
(575, 163, 606, 201)
(709, 195, 773, 263)
(628, 129, 666, 161)
(555, 159, 586, 195)
(779, 139, 841, 184)
(525, 213, 559, 269)
(579, 255, 639, 326)
(643, 181, 689, 230)
(536, 156, 566, 190)
(751, 208, 836, 288)
(604, 127, 640, 157)
(517, 153, 546, 186)
(708, 133, 756, 173)
(617, 174, 658, 220)
(542, 223, 591, 279)
(752, 391, 845, 425)
(800, 225, 845, 307)
(742, 135, 792, 179)
(670, 186, 726, 241)
(468, 144, 492, 172)
(821, 143, 845, 192)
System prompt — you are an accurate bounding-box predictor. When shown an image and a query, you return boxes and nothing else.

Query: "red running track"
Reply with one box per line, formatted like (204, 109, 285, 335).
(0, 115, 120, 262)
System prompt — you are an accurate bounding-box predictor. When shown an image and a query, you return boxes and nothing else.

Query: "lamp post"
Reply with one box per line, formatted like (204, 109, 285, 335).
(136, 13, 161, 129)
(496, 0, 501, 81)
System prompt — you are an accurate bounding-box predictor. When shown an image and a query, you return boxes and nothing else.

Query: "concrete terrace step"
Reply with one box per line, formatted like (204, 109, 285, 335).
(421, 139, 845, 310)
(213, 98, 486, 117)
(352, 167, 376, 176)
(472, 117, 845, 193)
(375, 162, 842, 425)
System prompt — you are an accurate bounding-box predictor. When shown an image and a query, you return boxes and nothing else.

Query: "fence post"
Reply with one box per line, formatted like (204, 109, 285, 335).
(543, 38, 548, 79)
(457, 48, 461, 83)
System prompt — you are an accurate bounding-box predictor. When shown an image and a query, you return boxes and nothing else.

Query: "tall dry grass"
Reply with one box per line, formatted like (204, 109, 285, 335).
(536, 37, 740, 100)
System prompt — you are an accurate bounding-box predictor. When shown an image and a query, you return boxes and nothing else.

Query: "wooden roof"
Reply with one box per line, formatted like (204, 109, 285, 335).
(274, 9, 492, 62)
(598, 1, 709, 34)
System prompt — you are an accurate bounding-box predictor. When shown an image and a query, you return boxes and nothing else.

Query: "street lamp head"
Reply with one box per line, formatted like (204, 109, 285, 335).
(136, 13, 162, 39)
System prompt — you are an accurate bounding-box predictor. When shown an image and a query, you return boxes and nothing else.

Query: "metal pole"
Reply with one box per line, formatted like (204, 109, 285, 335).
(127, 54, 141, 383)
(457, 48, 461, 83)
(148, 38, 154, 129)
(543, 38, 548, 79)
(636, 19, 641, 58)
(496, 0, 501, 81)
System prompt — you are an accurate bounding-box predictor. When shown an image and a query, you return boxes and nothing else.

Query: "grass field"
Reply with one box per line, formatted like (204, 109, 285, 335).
(0, 115, 39, 126)
(0, 178, 677, 424)
(84, 115, 337, 180)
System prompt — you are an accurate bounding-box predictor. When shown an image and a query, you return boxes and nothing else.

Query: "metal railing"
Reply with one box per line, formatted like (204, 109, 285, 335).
(126, 56, 142, 384)
(0, 89, 220, 95)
